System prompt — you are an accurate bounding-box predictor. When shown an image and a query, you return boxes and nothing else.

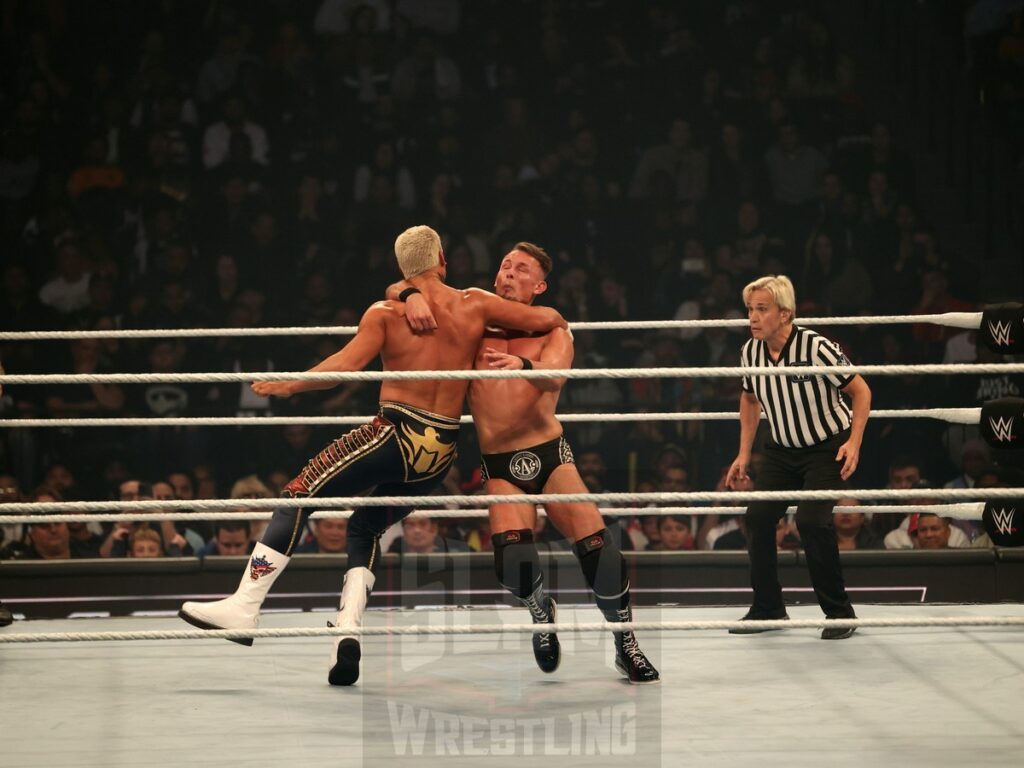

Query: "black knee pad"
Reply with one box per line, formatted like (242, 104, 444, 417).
(491, 529, 541, 600)
(573, 528, 629, 611)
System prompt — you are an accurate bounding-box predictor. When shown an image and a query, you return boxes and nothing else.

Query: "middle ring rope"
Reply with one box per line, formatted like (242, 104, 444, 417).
(0, 406, 982, 428)
(1, 488, 1020, 515)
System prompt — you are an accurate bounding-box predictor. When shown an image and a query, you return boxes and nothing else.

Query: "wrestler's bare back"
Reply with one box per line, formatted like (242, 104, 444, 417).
(376, 284, 565, 419)
(468, 329, 567, 453)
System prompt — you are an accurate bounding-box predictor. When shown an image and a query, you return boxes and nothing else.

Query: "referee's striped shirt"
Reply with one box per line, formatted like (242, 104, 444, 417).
(740, 325, 854, 448)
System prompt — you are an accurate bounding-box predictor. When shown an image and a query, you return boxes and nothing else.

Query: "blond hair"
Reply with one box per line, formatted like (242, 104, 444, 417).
(742, 274, 796, 316)
(129, 527, 163, 554)
(394, 225, 442, 278)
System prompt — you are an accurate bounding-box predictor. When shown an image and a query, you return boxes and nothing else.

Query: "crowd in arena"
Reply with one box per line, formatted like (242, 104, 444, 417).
(2, 1, 1022, 560)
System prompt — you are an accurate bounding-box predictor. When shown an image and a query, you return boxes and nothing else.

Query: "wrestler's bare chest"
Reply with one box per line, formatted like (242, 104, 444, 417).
(470, 328, 562, 451)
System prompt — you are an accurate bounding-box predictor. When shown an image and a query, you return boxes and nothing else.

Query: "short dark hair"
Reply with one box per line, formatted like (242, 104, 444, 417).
(513, 241, 552, 277)
(216, 520, 251, 536)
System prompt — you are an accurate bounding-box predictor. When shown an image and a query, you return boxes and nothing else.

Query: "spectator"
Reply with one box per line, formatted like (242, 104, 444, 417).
(883, 483, 970, 549)
(870, 455, 924, 538)
(296, 517, 348, 554)
(2, 487, 82, 560)
(197, 521, 253, 557)
(391, 36, 462, 106)
(911, 513, 953, 550)
(38, 240, 91, 315)
(229, 474, 274, 541)
(129, 527, 164, 558)
(657, 515, 696, 551)
(388, 516, 470, 554)
(99, 479, 186, 558)
(352, 140, 416, 210)
(833, 498, 882, 550)
(628, 117, 708, 202)
(201, 96, 269, 170)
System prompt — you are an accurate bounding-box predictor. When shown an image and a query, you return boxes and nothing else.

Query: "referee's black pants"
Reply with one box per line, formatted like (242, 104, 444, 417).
(744, 430, 855, 618)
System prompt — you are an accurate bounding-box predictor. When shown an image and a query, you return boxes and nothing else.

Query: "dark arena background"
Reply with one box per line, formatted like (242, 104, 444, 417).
(2, 2, 1024, 766)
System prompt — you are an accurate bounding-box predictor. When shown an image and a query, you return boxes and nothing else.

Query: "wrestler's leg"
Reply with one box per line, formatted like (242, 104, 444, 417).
(330, 480, 437, 686)
(543, 464, 659, 683)
(487, 478, 559, 673)
(181, 422, 397, 641)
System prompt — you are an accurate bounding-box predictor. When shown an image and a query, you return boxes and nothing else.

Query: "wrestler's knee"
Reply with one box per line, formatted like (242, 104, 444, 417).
(492, 529, 541, 599)
(347, 509, 389, 542)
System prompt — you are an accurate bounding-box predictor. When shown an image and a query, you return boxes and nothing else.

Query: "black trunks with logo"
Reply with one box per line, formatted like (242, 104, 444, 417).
(480, 435, 575, 494)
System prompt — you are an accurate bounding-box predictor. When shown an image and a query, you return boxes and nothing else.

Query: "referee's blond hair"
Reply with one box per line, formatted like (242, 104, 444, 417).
(394, 225, 442, 279)
(743, 274, 796, 317)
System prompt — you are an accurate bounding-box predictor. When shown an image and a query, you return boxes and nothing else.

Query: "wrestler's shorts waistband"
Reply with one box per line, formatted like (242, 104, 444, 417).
(378, 401, 461, 430)
(481, 434, 564, 461)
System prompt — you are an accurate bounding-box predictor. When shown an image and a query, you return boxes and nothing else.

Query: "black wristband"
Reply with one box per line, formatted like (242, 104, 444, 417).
(518, 356, 533, 370)
(398, 287, 422, 302)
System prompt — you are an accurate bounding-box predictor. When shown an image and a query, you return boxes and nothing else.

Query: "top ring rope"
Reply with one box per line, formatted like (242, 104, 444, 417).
(3, 362, 1024, 386)
(0, 311, 982, 341)
(0, 407, 983, 428)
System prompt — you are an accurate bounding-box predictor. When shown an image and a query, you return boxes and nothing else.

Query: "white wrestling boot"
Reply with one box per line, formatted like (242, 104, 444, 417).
(179, 542, 290, 646)
(328, 567, 375, 686)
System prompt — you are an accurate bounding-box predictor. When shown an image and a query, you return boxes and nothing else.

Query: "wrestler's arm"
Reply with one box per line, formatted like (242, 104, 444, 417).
(481, 327, 573, 392)
(469, 288, 568, 333)
(385, 279, 437, 332)
(251, 305, 387, 398)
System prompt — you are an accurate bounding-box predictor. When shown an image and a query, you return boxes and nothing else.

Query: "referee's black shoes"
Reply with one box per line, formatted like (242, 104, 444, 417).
(728, 608, 790, 634)
(0, 600, 13, 627)
(821, 612, 857, 640)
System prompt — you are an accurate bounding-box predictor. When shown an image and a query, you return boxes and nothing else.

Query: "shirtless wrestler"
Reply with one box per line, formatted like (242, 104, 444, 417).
(389, 242, 659, 684)
(179, 226, 568, 686)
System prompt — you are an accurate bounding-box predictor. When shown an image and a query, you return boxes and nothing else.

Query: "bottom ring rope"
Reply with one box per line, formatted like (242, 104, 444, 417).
(2, 616, 1023, 644)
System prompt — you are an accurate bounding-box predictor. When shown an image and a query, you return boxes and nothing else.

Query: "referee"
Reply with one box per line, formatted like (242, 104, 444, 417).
(725, 275, 871, 639)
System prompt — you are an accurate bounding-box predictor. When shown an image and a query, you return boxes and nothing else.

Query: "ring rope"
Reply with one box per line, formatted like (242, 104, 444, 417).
(2, 488, 1018, 515)
(1, 615, 1021, 644)
(0, 407, 982, 429)
(0, 311, 983, 342)
(0, 502, 987, 526)
(3, 362, 1024, 386)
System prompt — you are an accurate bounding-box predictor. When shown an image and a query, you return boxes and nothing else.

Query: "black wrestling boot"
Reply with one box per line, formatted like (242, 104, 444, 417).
(520, 588, 560, 674)
(609, 607, 660, 684)
(328, 630, 362, 686)
(728, 608, 790, 634)
(0, 601, 13, 627)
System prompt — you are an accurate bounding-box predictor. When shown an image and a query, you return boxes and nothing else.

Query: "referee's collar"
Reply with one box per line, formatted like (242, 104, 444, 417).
(764, 324, 799, 364)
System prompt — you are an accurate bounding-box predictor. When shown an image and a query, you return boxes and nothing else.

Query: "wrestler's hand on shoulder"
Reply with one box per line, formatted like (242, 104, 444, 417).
(403, 292, 437, 333)
(251, 381, 296, 398)
(482, 347, 523, 369)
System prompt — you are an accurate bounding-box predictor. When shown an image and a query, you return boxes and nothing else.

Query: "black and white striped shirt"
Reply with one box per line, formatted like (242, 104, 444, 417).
(741, 326, 853, 448)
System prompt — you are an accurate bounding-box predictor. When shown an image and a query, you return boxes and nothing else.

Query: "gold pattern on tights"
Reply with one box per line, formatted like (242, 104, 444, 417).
(398, 422, 456, 477)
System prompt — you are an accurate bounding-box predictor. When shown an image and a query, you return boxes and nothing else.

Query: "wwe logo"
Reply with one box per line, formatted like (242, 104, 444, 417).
(987, 319, 1014, 348)
(988, 416, 1015, 443)
(991, 507, 1016, 536)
